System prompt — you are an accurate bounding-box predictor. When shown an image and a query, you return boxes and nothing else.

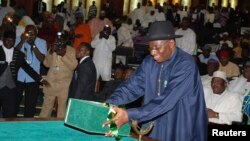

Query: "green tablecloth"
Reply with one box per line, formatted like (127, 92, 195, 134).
(0, 121, 136, 141)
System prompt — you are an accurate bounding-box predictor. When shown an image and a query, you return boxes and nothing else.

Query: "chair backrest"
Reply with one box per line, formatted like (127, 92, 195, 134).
(114, 46, 134, 56)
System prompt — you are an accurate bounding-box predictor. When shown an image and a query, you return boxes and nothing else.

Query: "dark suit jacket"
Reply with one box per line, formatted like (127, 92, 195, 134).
(69, 57, 96, 100)
(0, 46, 41, 84)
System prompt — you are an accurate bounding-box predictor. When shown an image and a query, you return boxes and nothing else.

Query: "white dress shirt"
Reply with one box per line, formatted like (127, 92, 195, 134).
(175, 28, 196, 55)
(79, 56, 89, 64)
(204, 87, 243, 125)
(2, 45, 14, 64)
(228, 75, 250, 98)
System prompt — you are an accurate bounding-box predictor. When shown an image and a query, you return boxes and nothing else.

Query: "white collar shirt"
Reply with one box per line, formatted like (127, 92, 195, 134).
(2, 45, 14, 64)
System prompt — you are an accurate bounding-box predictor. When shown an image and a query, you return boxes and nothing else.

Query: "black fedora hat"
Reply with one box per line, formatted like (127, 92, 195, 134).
(144, 21, 182, 41)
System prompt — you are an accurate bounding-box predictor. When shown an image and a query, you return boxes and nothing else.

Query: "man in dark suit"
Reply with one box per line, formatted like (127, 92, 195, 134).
(69, 42, 96, 100)
(0, 30, 49, 118)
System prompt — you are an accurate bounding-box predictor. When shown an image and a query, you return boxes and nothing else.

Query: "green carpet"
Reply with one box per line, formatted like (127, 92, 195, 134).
(0, 121, 136, 141)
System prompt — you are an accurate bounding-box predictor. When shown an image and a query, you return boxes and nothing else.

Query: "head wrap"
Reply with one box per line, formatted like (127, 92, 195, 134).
(219, 50, 230, 58)
(18, 16, 35, 27)
(208, 59, 219, 65)
(223, 32, 229, 36)
(202, 44, 212, 51)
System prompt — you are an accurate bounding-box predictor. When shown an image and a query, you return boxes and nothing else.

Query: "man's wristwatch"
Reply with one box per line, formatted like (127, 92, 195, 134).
(40, 78, 44, 82)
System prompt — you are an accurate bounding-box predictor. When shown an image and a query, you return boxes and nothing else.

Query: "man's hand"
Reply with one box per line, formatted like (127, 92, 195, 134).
(21, 33, 29, 42)
(27, 38, 35, 47)
(99, 31, 104, 39)
(49, 44, 56, 54)
(41, 79, 51, 87)
(56, 48, 66, 57)
(103, 34, 109, 40)
(102, 107, 129, 136)
(207, 108, 218, 118)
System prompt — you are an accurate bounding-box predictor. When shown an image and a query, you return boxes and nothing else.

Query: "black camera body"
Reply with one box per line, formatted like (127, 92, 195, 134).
(102, 30, 110, 39)
(101, 25, 111, 39)
(55, 40, 66, 51)
(25, 31, 33, 40)
(55, 32, 66, 51)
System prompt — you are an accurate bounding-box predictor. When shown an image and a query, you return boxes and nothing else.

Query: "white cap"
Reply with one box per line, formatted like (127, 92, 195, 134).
(19, 16, 35, 26)
(223, 32, 229, 35)
(213, 71, 227, 82)
(220, 32, 229, 37)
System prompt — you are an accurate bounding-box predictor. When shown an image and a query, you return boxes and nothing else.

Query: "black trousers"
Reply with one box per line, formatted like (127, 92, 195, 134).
(0, 86, 17, 118)
(16, 81, 39, 117)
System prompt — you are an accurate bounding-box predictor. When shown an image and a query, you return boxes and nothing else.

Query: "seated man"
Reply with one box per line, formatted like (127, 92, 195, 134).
(218, 50, 240, 78)
(123, 67, 135, 81)
(201, 59, 219, 89)
(198, 44, 219, 64)
(204, 71, 242, 125)
(122, 67, 143, 109)
(228, 61, 250, 99)
(94, 65, 124, 102)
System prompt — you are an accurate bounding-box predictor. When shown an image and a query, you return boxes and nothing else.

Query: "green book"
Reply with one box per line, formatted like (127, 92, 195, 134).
(65, 98, 131, 136)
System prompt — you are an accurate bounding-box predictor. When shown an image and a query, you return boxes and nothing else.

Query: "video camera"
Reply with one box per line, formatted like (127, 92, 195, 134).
(6, 16, 13, 23)
(5, 13, 14, 23)
(55, 32, 66, 50)
(102, 25, 111, 39)
(24, 31, 33, 40)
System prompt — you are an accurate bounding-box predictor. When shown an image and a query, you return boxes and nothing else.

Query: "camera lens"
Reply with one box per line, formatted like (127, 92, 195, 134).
(25, 33, 29, 37)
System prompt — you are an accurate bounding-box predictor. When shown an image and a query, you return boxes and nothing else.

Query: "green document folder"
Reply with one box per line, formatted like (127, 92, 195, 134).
(65, 98, 131, 136)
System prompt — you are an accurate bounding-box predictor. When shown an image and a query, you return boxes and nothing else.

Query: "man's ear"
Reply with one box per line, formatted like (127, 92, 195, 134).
(224, 81, 228, 88)
(86, 50, 90, 55)
(169, 39, 175, 47)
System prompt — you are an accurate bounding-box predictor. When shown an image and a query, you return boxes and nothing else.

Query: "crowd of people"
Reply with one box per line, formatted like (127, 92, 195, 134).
(0, 0, 250, 140)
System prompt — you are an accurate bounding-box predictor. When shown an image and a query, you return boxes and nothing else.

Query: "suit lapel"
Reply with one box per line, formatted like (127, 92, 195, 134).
(12, 49, 18, 62)
(80, 57, 90, 64)
(74, 57, 89, 80)
(9, 49, 19, 78)
(0, 46, 6, 61)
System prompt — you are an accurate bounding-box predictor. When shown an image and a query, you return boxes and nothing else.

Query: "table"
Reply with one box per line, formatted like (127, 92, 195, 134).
(0, 120, 136, 141)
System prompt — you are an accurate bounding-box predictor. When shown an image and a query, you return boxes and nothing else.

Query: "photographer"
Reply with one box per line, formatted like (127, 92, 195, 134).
(91, 25, 116, 82)
(15, 24, 47, 117)
(39, 32, 77, 118)
(0, 30, 49, 118)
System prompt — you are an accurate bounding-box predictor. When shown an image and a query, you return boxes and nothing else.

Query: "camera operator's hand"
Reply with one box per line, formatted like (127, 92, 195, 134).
(102, 25, 111, 40)
(27, 38, 35, 47)
(49, 44, 57, 54)
(99, 31, 104, 39)
(103, 33, 109, 40)
(56, 48, 66, 57)
(41, 79, 51, 87)
(21, 33, 29, 42)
